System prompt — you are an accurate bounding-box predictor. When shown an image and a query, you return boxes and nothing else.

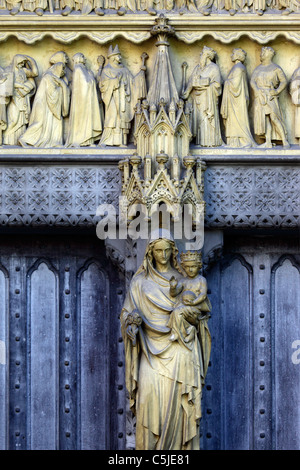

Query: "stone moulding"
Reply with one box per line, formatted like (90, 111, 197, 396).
(1, 15, 300, 44)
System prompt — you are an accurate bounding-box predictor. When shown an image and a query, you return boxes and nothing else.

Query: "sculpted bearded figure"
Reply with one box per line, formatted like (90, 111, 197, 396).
(182, 46, 223, 147)
(3, 55, 38, 146)
(121, 231, 211, 450)
(221, 48, 256, 148)
(66, 53, 102, 147)
(250, 47, 289, 148)
(99, 45, 147, 147)
(20, 62, 70, 148)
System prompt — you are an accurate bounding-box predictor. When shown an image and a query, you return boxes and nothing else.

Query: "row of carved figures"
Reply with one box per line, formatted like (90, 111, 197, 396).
(1, 0, 299, 15)
(1, 45, 300, 149)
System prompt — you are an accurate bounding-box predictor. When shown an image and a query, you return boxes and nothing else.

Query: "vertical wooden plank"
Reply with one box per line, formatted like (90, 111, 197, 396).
(201, 262, 223, 450)
(77, 261, 108, 450)
(9, 255, 27, 450)
(0, 267, 8, 449)
(221, 256, 253, 450)
(252, 253, 272, 450)
(59, 257, 78, 450)
(272, 257, 300, 450)
(28, 261, 58, 450)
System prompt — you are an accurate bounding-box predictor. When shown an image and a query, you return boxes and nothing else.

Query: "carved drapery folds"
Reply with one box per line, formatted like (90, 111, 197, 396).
(1, 28, 300, 149)
(1, 0, 300, 15)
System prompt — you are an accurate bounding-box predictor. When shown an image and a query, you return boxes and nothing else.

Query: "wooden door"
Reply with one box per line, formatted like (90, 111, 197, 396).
(201, 234, 300, 450)
(0, 233, 126, 450)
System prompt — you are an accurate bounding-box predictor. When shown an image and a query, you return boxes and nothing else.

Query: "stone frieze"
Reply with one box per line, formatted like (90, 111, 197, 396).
(0, 159, 298, 229)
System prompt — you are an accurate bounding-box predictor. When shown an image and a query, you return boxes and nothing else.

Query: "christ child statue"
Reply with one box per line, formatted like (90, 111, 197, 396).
(169, 251, 211, 347)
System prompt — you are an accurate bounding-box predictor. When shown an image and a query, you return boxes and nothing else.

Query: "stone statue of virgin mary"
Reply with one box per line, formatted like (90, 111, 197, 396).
(120, 229, 211, 450)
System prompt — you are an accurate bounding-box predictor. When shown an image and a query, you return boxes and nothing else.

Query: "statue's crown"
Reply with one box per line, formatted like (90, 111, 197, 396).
(180, 251, 202, 264)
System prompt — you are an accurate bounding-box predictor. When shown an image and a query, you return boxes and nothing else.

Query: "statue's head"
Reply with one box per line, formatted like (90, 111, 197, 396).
(72, 53, 86, 66)
(13, 54, 28, 69)
(200, 46, 216, 63)
(51, 61, 66, 78)
(143, 229, 182, 274)
(107, 45, 122, 65)
(180, 251, 202, 278)
(49, 51, 69, 66)
(260, 46, 275, 63)
(151, 239, 173, 268)
(231, 48, 246, 63)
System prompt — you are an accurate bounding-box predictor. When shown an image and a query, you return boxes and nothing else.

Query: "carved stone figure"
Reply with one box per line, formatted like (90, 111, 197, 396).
(274, 0, 300, 14)
(221, 48, 256, 148)
(120, 230, 211, 450)
(49, 51, 72, 87)
(72, 0, 105, 14)
(49, 51, 72, 141)
(249, 0, 269, 15)
(176, 0, 212, 14)
(221, 0, 248, 14)
(59, 0, 91, 14)
(195, 0, 213, 14)
(3, 55, 38, 146)
(182, 46, 223, 147)
(250, 46, 289, 148)
(19, 62, 70, 148)
(102, 0, 126, 14)
(0, 66, 13, 145)
(126, 0, 156, 14)
(7, 0, 48, 14)
(99, 45, 147, 147)
(169, 251, 211, 347)
(66, 53, 102, 147)
(154, 0, 174, 9)
(289, 66, 300, 143)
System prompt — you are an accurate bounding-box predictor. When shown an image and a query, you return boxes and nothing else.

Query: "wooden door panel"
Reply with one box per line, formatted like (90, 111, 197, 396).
(272, 257, 300, 450)
(28, 260, 59, 450)
(0, 234, 124, 450)
(78, 261, 109, 450)
(0, 266, 8, 450)
(204, 236, 300, 450)
(221, 257, 253, 450)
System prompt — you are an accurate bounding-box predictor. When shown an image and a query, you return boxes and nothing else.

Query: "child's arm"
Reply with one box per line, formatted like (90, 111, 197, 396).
(190, 292, 207, 306)
(187, 277, 208, 306)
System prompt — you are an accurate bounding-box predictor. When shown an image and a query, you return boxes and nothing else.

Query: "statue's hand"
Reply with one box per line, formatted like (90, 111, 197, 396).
(126, 324, 136, 341)
(169, 276, 178, 289)
(182, 307, 200, 326)
(183, 298, 195, 306)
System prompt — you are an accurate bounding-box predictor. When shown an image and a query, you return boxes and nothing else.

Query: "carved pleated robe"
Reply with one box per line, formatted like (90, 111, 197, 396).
(186, 61, 223, 147)
(66, 62, 102, 147)
(20, 64, 70, 148)
(121, 242, 211, 450)
(99, 62, 146, 146)
(221, 61, 256, 147)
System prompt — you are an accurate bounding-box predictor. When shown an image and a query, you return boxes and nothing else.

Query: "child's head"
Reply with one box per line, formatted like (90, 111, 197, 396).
(180, 251, 202, 278)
